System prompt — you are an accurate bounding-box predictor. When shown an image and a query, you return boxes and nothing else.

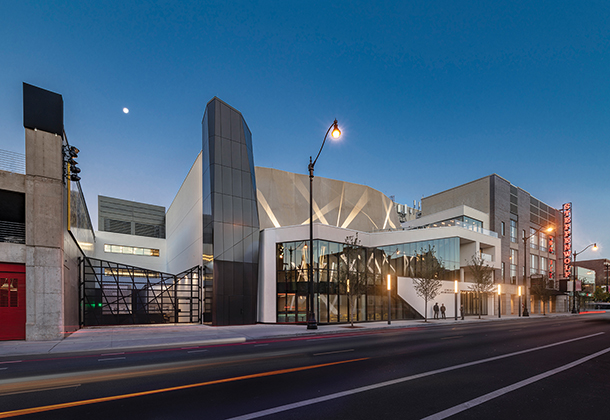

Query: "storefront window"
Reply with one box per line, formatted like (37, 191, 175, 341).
(276, 237, 460, 324)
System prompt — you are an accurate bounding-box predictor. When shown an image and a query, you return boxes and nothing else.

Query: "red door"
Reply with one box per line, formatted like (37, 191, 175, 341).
(0, 263, 26, 340)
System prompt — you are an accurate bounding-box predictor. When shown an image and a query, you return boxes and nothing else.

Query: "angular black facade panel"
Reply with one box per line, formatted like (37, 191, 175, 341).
(23, 83, 64, 136)
(202, 98, 260, 326)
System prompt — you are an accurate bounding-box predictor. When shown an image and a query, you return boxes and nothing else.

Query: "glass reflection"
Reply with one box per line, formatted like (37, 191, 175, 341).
(276, 237, 460, 324)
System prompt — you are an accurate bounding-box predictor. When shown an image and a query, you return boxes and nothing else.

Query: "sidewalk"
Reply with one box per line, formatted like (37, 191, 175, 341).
(0, 313, 578, 358)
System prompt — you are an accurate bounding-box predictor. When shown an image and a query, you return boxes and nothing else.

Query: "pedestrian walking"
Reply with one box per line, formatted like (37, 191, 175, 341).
(433, 302, 439, 319)
(440, 303, 446, 319)
(460, 304, 464, 320)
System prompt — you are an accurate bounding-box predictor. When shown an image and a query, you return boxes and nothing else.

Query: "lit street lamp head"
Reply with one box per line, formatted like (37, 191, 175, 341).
(331, 119, 341, 139)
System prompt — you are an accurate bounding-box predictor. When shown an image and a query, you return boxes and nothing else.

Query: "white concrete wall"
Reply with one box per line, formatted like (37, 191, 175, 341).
(397, 277, 497, 318)
(166, 153, 203, 274)
(91, 231, 167, 272)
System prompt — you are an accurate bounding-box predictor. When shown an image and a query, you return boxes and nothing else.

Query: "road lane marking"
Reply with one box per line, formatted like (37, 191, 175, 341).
(187, 350, 208, 354)
(0, 368, 7, 371)
(314, 349, 354, 356)
(0, 361, 22, 365)
(440, 336, 462, 340)
(0, 384, 81, 397)
(421, 346, 610, 420)
(97, 357, 126, 362)
(509, 329, 522, 332)
(224, 332, 605, 420)
(0, 358, 368, 418)
(100, 352, 125, 356)
(254, 344, 269, 347)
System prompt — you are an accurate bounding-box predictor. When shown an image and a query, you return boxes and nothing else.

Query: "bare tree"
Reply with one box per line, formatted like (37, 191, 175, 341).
(340, 234, 365, 327)
(412, 246, 444, 322)
(529, 275, 551, 315)
(467, 254, 495, 319)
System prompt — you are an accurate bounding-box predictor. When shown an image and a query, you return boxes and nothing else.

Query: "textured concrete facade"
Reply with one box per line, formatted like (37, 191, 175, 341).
(422, 176, 491, 219)
(24, 128, 69, 340)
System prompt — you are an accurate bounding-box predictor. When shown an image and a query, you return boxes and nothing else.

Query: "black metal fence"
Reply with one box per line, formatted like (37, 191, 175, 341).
(80, 257, 202, 326)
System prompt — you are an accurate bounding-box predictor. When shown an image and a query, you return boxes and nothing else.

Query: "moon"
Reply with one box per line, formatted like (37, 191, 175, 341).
(123, 107, 129, 114)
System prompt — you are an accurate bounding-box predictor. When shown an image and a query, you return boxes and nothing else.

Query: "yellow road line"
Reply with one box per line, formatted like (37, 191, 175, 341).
(0, 358, 369, 418)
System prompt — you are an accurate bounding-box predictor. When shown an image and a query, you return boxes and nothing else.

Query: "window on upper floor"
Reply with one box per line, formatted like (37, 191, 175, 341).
(510, 220, 517, 243)
(104, 244, 160, 257)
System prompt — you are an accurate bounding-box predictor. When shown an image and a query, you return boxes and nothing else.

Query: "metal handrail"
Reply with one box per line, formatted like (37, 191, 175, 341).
(0, 149, 25, 174)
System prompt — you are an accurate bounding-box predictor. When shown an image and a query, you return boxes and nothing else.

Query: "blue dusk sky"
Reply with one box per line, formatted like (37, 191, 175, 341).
(0, 0, 608, 258)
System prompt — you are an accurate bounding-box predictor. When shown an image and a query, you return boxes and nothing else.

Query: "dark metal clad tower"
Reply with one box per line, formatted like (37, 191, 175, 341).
(202, 98, 260, 325)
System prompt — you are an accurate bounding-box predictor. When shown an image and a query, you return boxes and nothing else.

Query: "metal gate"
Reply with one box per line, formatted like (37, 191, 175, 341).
(80, 257, 202, 326)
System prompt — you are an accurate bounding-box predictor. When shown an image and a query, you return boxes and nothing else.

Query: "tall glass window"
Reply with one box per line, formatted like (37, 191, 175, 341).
(540, 257, 548, 277)
(540, 232, 548, 252)
(276, 237, 460, 324)
(510, 220, 517, 243)
(529, 228, 538, 250)
(530, 254, 538, 275)
(510, 249, 518, 283)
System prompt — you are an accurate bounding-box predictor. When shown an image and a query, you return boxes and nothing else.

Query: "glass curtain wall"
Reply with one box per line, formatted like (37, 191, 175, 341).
(276, 237, 460, 324)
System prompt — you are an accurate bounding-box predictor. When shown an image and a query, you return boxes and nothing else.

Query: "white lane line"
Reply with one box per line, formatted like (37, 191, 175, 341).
(421, 346, 610, 420)
(440, 336, 462, 340)
(314, 349, 354, 356)
(225, 332, 604, 420)
(254, 344, 269, 347)
(0, 360, 22, 365)
(97, 357, 126, 362)
(0, 368, 7, 371)
(100, 352, 125, 356)
(0, 384, 81, 397)
(187, 349, 208, 354)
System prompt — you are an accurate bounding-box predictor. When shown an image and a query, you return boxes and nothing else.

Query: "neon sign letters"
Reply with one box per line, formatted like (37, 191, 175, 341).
(563, 202, 572, 278)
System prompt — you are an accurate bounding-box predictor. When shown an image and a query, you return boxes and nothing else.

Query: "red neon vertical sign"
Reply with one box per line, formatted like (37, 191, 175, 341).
(563, 202, 572, 278)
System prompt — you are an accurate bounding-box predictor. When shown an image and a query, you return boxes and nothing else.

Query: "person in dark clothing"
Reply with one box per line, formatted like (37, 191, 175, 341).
(440, 303, 446, 319)
(460, 304, 464, 320)
(433, 303, 439, 319)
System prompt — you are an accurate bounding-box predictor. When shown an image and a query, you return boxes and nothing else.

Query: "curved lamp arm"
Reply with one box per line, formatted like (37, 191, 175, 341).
(310, 119, 340, 172)
(574, 243, 597, 258)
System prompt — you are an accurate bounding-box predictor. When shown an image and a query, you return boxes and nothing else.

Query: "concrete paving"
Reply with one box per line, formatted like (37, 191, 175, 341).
(0, 313, 578, 358)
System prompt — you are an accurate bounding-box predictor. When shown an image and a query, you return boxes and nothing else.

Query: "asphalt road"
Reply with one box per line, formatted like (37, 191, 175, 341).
(1, 314, 609, 419)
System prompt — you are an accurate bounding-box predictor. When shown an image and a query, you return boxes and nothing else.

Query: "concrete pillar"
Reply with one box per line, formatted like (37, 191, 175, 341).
(25, 128, 66, 340)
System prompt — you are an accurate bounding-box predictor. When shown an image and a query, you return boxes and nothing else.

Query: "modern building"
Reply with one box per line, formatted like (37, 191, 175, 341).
(3, 84, 583, 341)
(416, 174, 568, 314)
(574, 259, 610, 293)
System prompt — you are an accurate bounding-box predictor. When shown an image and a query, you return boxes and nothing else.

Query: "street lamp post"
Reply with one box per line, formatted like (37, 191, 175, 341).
(454, 280, 458, 320)
(518, 286, 522, 317)
(307, 120, 341, 330)
(498, 284, 501, 318)
(571, 243, 597, 314)
(522, 226, 554, 317)
(387, 274, 391, 325)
